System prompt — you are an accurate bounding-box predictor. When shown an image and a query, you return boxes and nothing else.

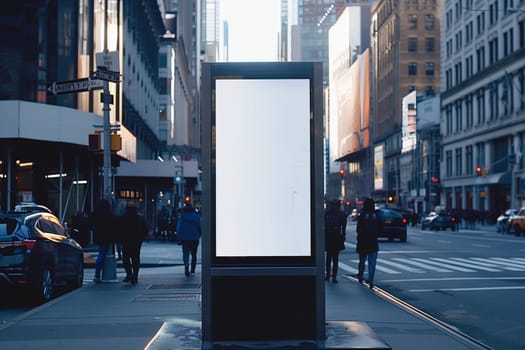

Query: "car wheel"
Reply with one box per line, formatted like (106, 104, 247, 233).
(34, 265, 54, 303)
(400, 234, 407, 242)
(73, 259, 84, 289)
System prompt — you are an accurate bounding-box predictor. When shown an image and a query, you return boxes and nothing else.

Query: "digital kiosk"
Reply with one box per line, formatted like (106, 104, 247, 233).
(200, 62, 325, 347)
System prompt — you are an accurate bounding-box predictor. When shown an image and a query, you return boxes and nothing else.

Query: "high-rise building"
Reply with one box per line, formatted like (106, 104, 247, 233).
(370, 0, 441, 205)
(440, 2, 525, 213)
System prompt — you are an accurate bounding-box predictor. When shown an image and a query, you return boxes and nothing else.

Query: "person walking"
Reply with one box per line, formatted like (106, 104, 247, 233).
(120, 202, 148, 284)
(91, 199, 115, 283)
(324, 199, 347, 283)
(356, 198, 381, 289)
(176, 203, 202, 277)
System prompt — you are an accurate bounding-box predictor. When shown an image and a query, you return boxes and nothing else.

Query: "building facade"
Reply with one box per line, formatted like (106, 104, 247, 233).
(370, 0, 441, 207)
(440, 1, 525, 218)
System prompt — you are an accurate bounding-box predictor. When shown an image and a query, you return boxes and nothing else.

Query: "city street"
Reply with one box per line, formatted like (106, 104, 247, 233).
(342, 219, 525, 350)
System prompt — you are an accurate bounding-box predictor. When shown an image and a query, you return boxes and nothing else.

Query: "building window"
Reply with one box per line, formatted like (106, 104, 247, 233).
(489, 38, 499, 65)
(408, 63, 417, 75)
(454, 62, 463, 85)
(489, 82, 499, 120)
(466, 21, 473, 43)
(446, 105, 453, 135)
(477, 88, 486, 124)
(425, 14, 434, 30)
(409, 14, 417, 29)
(476, 46, 485, 72)
(426, 86, 435, 96)
(455, 100, 463, 132)
(518, 20, 525, 49)
(408, 37, 418, 52)
(425, 62, 435, 76)
(455, 30, 463, 52)
(466, 94, 474, 128)
(455, 148, 463, 177)
(466, 55, 474, 79)
(425, 37, 435, 52)
(446, 150, 453, 177)
(466, 145, 473, 175)
(477, 12, 485, 35)
(520, 69, 525, 110)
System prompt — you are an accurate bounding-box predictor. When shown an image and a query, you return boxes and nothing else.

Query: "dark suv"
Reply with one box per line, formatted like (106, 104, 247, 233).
(0, 211, 84, 303)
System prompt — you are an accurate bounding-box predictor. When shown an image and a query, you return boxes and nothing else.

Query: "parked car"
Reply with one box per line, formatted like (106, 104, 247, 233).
(421, 213, 457, 231)
(508, 207, 525, 236)
(376, 208, 408, 242)
(496, 209, 517, 233)
(14, 202, 52, 214)
(0, 211, 84, 303)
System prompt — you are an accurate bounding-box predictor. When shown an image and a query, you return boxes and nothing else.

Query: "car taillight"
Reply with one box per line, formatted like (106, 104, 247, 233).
(451, 217, 456, 222)
(23, 239, 36, 252)
(402, 218, 408, 224)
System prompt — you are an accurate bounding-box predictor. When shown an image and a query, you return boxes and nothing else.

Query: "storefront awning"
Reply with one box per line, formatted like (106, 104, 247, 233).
(474, 172, 511, 185)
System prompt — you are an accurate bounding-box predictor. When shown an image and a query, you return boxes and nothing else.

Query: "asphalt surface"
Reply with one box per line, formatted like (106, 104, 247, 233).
(0, 240, 495, 349)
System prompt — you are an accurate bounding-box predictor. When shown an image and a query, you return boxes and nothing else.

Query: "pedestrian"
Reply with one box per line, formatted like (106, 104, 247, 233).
(91, 199, 115, 283)
(176, 203, 202, 277)
(120, 202, 148, 284)
(356, 197, 381, 289)
(324, 199, 347, 283)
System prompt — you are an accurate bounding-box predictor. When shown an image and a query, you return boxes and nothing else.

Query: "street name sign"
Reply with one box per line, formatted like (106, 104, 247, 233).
(93, 70, 120, 82)
(47, 78, 104, 95)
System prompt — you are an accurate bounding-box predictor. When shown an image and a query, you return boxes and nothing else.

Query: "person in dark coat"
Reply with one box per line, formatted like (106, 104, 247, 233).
(91, 199, 115, 283)
(324, 199, 347, 283)
(120, 202, 148, 284)
(356, 198, 381, 289)
(176, 203, 202, 277)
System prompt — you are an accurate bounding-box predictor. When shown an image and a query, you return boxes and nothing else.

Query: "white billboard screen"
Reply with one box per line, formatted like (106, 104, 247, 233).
(215, 79, 311, 257)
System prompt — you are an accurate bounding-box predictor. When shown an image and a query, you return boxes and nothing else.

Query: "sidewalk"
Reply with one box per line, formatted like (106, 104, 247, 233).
(0, 241, 492, 350)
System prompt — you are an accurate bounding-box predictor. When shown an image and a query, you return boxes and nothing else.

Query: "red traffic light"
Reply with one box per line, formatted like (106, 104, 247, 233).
(431, 176, 440, 183)
(339, 169, 345, 176)
(476, 166, 482, 175)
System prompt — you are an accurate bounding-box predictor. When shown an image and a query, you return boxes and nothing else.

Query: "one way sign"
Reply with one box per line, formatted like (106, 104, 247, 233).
(47, 78, 104, 95)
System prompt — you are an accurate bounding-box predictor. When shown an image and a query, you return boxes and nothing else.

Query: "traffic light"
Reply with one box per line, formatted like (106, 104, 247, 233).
(476, 166, 487, 177)
(388, 195, 394, 203)
(339, 169, 345, 178)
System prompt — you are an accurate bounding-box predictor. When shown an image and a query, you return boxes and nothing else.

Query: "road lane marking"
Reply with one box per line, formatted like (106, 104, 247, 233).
(409, 286, 525, 292)
(376, 259, 424, 273)
(382, 276, 525, 282)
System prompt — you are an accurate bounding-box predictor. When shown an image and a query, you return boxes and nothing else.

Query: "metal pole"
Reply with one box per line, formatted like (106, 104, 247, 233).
(103, 80, 112, 201)
(101, 78, 117, 282)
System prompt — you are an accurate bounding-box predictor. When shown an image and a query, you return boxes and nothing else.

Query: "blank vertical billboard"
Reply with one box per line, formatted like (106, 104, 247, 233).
(215, 79, 311, 257)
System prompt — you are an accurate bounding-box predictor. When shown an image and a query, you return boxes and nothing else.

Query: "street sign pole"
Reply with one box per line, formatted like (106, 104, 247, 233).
(100, 78, 117, 282)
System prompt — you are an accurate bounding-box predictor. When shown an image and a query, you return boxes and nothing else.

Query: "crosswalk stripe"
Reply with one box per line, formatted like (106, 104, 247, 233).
(350, 259, 400, 274)
(424, 258, 477, 272)
(431, 257, 500, 272)
(488, 257, 525, 269)
(470, 258, 523, 271)
(448, 258, 501, 272)
(339, 257, 524, 275)
(392, 258, 453, 272)
(376, 259, 424, 273)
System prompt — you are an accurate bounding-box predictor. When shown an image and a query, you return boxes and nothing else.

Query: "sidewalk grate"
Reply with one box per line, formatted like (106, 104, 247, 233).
(147, 283, 201, 290)
(134, 293, 201, 302)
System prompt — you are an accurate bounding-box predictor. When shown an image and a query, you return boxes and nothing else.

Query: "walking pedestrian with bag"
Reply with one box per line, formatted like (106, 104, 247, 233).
(91, 199, 115, 283)
(176, 203, 202, 277)
(356, 198, 381, 289)
(324, 199, 347, 283)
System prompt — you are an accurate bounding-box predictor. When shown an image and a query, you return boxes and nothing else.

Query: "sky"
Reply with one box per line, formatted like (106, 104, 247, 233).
(220, 0, 281, 61)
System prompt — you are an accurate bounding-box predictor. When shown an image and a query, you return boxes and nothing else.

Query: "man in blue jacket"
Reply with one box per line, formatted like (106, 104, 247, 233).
(176, 203, 202, 277)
